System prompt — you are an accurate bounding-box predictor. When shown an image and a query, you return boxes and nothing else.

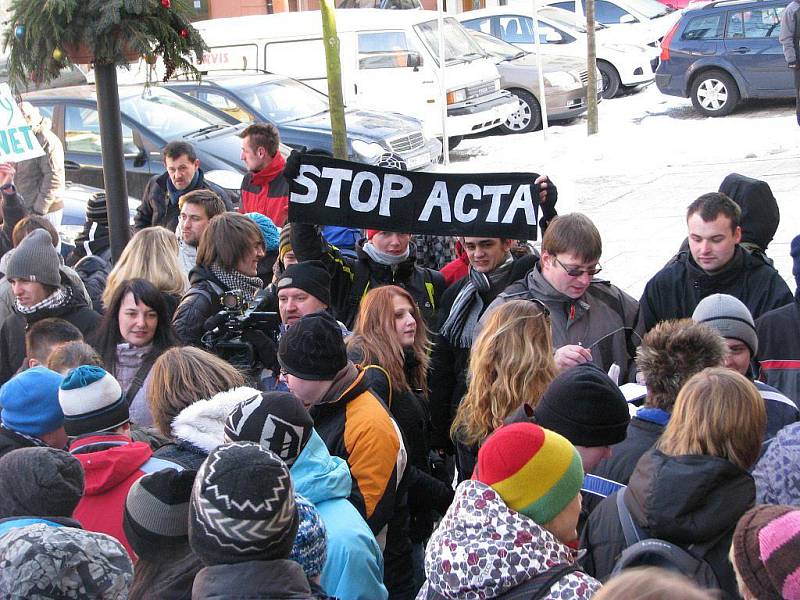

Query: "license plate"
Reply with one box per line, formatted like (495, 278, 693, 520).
(406, 153, 430, 170)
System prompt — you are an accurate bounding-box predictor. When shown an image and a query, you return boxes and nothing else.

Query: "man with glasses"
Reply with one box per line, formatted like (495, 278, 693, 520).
(483, 213, 641, 381)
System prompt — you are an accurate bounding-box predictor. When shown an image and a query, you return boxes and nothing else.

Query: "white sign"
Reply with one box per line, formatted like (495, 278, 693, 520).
(0, 84, 45, 163)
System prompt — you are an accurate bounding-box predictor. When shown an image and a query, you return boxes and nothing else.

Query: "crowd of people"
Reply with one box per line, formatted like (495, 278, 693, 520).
(0, 121, 799, 600)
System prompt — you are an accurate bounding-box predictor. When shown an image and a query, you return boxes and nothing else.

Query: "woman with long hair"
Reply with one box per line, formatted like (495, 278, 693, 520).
(91, 278, 180, 428)
(450, 299, 557, 479)
(582, 368, 767, 599)
(102, 226, 188, 316)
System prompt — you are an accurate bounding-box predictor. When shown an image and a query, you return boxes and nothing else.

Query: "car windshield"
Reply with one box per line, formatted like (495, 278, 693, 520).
(467, 30, 525, 60)
(119, 87, 232, 138)
(415, 17, 486, 65)
(230, 78, 330, 124)
(624, 0, 674, 18)
(540, 8, 605, 32)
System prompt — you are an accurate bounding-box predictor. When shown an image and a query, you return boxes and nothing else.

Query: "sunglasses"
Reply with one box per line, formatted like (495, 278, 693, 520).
(554, 257, 602, 278)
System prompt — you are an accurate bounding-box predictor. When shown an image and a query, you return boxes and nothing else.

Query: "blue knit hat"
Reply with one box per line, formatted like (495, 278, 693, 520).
(245, 213, 280, 252)
(0, 367, 64, 436)
(791, 233, 800, 295)
(289, 495, 327, 579)
(59, 366, 128, 436)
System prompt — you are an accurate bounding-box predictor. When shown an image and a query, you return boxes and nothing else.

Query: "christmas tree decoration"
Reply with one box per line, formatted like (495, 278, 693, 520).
(52, 47, 64, 61)
(13, 24, 24, 40)
(180, 28, 189, 38)
(161, 0, 171, 7)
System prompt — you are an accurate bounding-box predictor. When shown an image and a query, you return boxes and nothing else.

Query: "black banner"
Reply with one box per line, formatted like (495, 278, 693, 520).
(288, 154, 541, 239)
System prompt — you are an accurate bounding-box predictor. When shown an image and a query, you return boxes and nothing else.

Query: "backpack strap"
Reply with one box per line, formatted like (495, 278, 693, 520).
(616, 489, 644, 548)
(123, 357, 155, 407)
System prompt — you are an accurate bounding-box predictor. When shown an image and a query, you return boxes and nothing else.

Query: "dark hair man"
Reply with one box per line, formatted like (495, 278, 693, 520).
(24, 318, 82, 369)
(639, 192, 792, 333)
(134, 141, 232, 233)
(177, 189, 228, 275)
(238, 124, 289, 227)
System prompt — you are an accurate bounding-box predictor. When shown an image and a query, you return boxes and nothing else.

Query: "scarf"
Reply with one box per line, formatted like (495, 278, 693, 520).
(15, 287, 69, 315)
(363, 241, 410, 266)
(440, 255, 513, 348)
(166, 170, 200, 206)
(210, 265, 263, 303)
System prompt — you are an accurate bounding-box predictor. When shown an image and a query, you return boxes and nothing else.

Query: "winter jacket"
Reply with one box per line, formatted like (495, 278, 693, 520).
(0, 277, 100, 385)
(172, 265, 230, 346)
(134, 170, 232, 233)
(73, 254, 111, 313)
(292, 430, 388, 600)
(418, 479, 600, 600)
(754, 421, 800, 505)
(192, 559, 315, 600)
(638, 247, 793, 333)
(780, 0, 800, 63)
(14, 116, 65, 216)
(114, 343, 156, 428)
(755, 379, 799, 449)
(0, 189, 27, 261)
(178, 237, 197, 275)
(69, 433, 184, 559)
(291, 222, 445, 329)
(240, 152, 290, 227)
(756, 299, 800, 404)
(485, 264, 641, 380)
(581, 449, 755, 599)
(0, 426, 47, 459)
(0, 515, 81, 538)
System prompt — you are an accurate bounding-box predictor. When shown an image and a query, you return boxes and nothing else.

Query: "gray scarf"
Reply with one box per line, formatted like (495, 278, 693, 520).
(440, 256, 513, 348)
(210, 265, 263, 303)
(363, 241, 410, 266)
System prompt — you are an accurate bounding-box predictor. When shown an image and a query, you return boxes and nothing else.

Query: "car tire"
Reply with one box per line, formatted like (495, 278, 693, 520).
(690, 70, 740, 117)
(598, 61, 621, 99)
(498, 89, 542, 134)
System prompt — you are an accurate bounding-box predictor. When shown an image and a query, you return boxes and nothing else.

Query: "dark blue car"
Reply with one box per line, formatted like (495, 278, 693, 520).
(656, 0, 793, 116)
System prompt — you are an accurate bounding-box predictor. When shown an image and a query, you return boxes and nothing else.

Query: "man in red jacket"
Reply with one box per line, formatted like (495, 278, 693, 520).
(60, 365, 180, 559)
(239, 123, 289, 227)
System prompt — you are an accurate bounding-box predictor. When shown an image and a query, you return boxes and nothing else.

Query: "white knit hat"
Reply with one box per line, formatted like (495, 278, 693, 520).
(59, 366, 128, 436)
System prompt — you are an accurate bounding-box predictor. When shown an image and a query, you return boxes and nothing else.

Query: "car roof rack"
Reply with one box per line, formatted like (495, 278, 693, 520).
(702, 0, 776, 10)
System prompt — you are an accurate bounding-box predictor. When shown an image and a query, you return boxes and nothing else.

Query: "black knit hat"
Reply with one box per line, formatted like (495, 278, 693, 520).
(0, 447, 84, 519)
(224, 391, 313, 467)
(276, 260, 331, 307)
(86, 192, 109, 226)
(534, 363, 630, 447)
(189, 442, 299, 566)
(278, 312, 347, 381)
(123, 467, 196, 561)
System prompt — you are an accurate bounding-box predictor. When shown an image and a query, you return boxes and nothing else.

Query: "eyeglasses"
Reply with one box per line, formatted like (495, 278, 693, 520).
(553, 257, 602, 278)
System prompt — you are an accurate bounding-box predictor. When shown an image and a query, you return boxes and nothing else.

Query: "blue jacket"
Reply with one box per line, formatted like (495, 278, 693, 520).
(291, 431, 388, 600)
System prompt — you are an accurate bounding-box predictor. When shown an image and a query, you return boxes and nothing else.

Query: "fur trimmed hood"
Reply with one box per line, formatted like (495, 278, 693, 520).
(170, 387, 261, 454)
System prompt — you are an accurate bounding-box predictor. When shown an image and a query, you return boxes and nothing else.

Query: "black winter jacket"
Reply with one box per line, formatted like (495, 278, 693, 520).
(581, 449, 755, 599)
(639, 247, 793, 332)
(291, 222, 445, 329)
(0, 426, 44, 459)
(756, 299, 800, 404)
(192, 559, 315, 600)
(172, 265, 230, 346)
(133, 170, 232, 233)
(73, 254, 111, 314)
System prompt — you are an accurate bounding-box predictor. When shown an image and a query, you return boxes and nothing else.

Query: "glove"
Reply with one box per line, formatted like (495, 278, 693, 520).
(537, 176, 558, 235)
(283, 147, 306, 183)
(242, 328, 279, 373)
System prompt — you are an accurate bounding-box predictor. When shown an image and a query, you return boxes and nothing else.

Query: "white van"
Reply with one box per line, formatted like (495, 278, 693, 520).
(192, 10, 519, 142)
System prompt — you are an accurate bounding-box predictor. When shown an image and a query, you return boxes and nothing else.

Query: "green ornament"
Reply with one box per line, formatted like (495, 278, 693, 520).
(52, 47, 64, 61)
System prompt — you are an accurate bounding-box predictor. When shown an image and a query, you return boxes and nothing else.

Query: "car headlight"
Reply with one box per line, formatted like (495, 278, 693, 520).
(493, 79, 501, 92)
(352, 139, 387, 159)
(606, 43, 647, 53)
(446, 88, 468, 105)
(544, 71, 578, 88)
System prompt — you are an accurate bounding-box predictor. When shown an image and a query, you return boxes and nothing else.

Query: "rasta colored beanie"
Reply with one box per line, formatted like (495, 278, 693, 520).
(692, 293, 758, 356)
(279, 224, 293, 263)
(276, 260, 332, 307)
(733, 504, 800, 600)
(474, 422, 584, 525)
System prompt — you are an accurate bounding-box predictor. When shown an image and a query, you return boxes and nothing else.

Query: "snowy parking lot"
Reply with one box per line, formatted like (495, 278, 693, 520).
(434, 83, 800, 298)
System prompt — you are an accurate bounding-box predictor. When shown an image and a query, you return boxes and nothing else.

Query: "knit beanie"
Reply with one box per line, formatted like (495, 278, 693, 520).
(278, 312, 348, 381)
(753, 422, 800, 506)
(0, 367, 64, 437)
(275, 260, 332, 307)
(5, 229, 62, 288)
(289, 495, 327, 579)
(189, 442, 299, 566)
(59, 366, 128, 437)
(366, 229, 379, 240)
(123, 467, 196, 561)
(474, 423, 584, 525)
(86, 192, 109, 226)
(224, 391, 314, 466)
(733, 504, 800, 600)
(692, 293, 758, 356)
(279, 224, 293, 263)
(791, 233, 800, 294)
(0, 447, 84, 519)
(245, 213, 280, 253)
(534, 363, 630, 447)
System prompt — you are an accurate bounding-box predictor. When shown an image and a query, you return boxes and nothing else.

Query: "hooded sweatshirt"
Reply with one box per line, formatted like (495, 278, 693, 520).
(418, 480, 600, 600)
(291, 430, 388, 600)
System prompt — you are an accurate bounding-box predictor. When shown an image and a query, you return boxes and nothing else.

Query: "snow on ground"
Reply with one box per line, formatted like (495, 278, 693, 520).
(432, 84, 800, 298)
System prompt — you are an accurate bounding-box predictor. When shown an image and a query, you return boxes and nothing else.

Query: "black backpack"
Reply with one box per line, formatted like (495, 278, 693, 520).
(611, 490, 724, 591)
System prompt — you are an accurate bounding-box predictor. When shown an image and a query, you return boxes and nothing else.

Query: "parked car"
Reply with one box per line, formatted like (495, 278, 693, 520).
(459, 6, 657, 98)
(466, 29, 601, 132)
(21, 84, 258, 200)
(656, 0, 791, 116)
(166, 73, 441, 170)
(541, 0, 681, 42)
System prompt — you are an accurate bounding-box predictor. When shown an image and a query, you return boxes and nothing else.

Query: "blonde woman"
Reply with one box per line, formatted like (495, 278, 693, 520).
(101, 226, 188, 315)
(451, 299, 557, 480)
(582, 368, 766, 599)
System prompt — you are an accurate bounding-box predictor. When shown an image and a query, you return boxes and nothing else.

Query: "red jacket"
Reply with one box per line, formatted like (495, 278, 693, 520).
(69, 434, 178, 559)
(240, 152, 290, 227)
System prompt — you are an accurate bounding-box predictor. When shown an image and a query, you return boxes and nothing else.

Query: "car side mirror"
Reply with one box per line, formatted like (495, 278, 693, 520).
(619, 14, 637, 23)
(407, 51, 423, 70)
(124, 147, 148, 168)
(545, 31, 563, 43)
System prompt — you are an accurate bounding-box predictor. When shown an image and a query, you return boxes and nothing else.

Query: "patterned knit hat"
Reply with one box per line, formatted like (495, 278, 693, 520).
(59, 366, 128, 436)
(474, 423, 584, 525)
(224, 391, 314, 466)
(86, 192, 109, 226)
(279, 224, 293, 263)
(123, 467, 196, 561)
(189, 442, 299, 566)
(733, 504, 800, 600)
(6, 229, 62, 288)
(754, 421, 800, 506)
(289, 495, 327, 579)
(245, 213, 280, 252)
(0, 367, 64, 437)
(692, 293, 758, 356)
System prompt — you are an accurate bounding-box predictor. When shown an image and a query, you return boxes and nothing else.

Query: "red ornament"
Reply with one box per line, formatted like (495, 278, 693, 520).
(161, 0, 171, 7)
(180, 28, 189, 38)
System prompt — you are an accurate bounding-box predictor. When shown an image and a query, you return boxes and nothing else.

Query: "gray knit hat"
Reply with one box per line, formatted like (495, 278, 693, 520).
(6, 229, 61, 288)
(692, 293, 758, 356)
